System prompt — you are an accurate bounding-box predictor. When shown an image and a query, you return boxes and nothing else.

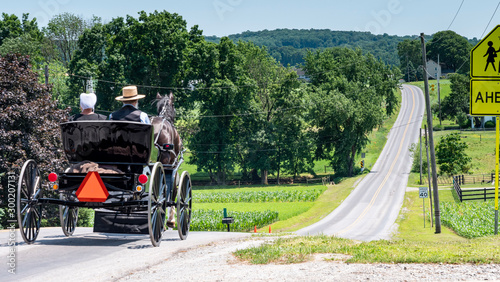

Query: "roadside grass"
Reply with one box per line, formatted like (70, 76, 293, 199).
(234, 188, 500, 264)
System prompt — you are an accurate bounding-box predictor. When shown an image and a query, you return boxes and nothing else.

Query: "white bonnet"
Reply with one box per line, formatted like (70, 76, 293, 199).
(80, 93, 97, 110)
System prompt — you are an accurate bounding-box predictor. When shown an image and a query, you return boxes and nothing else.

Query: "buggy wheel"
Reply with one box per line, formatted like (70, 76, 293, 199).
(17, 160, 42, 244)
(59, 193, 79, 236)
(148, 162, 167, 247)
(177, 171, 192, 240)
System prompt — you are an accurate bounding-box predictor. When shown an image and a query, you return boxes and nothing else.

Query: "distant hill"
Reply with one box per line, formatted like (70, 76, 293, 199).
(205, 29, 479, 67)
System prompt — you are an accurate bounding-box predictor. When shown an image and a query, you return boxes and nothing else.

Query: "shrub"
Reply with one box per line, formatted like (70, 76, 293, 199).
(484, 120, 495, 128)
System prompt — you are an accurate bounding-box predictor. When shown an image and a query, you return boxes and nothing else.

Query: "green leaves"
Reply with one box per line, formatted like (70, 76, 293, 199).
(190, 209, 279, 232)
(441, 201, 497, 238)
(436, 132, 471, 175)
(194, 189, 324, 203)
(304, 47, 400, 176)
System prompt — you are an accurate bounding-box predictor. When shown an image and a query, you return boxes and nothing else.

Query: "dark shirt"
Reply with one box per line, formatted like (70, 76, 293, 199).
(109, 104, 150, 124)
(69, 113, 107, 121)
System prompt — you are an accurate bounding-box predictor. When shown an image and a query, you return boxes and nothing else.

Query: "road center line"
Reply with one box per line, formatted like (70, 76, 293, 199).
(336, 86, 417, 236)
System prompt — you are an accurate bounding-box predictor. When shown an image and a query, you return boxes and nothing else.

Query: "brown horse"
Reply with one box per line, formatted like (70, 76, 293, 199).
(152, 92, 182, 165)
(152, 92, 182, 228)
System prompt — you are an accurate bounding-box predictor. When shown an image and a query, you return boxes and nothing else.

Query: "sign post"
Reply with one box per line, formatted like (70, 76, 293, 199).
(470, 25, 500, 235)
(494, 118, 499, 236)
(419, 187, 428, 227)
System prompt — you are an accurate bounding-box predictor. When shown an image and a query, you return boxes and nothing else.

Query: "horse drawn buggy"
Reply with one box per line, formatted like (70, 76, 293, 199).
(16, 119, 192, 247)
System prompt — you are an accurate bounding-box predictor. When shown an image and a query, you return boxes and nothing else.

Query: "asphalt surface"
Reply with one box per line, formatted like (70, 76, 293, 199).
(297, 84, 425, 241)
(0, 227, 251, 281)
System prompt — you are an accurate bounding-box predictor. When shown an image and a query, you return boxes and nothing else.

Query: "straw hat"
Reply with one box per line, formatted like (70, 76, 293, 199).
(115, 86, 146, 101)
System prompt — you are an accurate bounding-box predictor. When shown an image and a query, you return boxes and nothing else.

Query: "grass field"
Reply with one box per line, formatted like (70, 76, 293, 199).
(235, 188, 500, 264)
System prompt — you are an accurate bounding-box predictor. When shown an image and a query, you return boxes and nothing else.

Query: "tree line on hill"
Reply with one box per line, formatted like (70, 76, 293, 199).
(206, 28, 478, 73)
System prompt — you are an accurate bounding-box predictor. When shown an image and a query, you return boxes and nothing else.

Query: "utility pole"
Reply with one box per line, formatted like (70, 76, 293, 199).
(425, 125, 434, 227)
(438, 54, 442, 126)
(420, 33, 441, 233)
(407, 54, 410, 82)
(420, 128, 422, 185)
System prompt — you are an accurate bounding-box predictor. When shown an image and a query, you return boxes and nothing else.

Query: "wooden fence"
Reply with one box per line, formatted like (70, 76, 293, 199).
(453, 175, 499, 202)
(424, 174, 496, 185)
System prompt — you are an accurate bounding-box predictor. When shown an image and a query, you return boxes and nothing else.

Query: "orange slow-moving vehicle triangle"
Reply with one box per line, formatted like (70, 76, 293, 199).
(76, 171, 109, 202)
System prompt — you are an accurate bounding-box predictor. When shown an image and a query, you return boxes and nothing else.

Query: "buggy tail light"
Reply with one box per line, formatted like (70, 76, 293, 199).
(48, 172, 58, 182)
(138, 174, 148, 184)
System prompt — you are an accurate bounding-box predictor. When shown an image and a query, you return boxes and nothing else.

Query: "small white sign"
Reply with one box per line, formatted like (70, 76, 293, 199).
(419, 187, 428, 198)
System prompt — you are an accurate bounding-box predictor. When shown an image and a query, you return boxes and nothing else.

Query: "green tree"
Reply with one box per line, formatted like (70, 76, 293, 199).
(236, 42, 312, 183)
(436, 133, 471, 175)
(44, 13, 100, 67)
(440, 73, 469, 121)
(304, 48, 400, 176)
(397, 39, 421, 81)
(0, 33, 42, 60)
(0, 13, 50, 65)
(188, 38, 253, 184)
(427, 30, 472, 74)
(69, 10, 196, 114)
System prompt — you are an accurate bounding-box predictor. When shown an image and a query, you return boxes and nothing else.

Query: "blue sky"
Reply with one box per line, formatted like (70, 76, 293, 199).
(2, 0, 500, 39)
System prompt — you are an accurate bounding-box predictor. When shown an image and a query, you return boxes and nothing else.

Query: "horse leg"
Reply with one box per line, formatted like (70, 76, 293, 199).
(167, 169, 178, 228)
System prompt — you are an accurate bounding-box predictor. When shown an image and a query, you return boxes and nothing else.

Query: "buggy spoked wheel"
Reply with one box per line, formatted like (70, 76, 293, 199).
(148, 162, 167, 247)
(59, 193, 79, 236)
(17, 160, 42, 244)
(177, 171, 192, 240)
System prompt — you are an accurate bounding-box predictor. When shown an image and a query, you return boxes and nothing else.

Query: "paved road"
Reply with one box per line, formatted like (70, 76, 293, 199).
(0, 227, 250, 281)
(297, 84, 425, 241)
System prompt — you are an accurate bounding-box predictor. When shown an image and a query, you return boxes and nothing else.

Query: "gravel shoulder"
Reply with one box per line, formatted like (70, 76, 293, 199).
(116, 236, 500, 282)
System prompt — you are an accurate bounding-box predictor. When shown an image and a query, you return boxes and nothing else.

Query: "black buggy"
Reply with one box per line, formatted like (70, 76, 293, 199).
(16, 121, 192, 247)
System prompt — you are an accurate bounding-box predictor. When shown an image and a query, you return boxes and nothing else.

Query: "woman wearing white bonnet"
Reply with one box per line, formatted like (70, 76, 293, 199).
(69, 93, 107, 121)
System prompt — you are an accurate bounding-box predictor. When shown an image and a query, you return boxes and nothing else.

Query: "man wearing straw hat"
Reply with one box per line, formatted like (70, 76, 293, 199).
(109, 86, 150, 124)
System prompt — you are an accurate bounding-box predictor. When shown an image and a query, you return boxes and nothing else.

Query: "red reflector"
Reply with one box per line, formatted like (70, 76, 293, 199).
(138, 174, 148, 184)
(76, 172, 109, 202)
(48, 172, 58, 182)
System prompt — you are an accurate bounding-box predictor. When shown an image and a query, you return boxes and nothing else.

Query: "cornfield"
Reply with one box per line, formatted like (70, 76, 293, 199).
(190, 209, 279, 232)
(194, 189, 324, 203)
(440, 201, 497, 238)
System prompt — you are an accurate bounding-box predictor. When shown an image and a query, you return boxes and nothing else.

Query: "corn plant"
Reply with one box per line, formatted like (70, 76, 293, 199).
(193, 189, 324, 203)
(440, 201, 496, 238)
(190, 209, 279, 232)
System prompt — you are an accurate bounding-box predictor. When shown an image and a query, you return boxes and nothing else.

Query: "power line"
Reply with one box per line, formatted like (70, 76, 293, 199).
(447, 0, 465, 30)
(480, 1, 500, 39)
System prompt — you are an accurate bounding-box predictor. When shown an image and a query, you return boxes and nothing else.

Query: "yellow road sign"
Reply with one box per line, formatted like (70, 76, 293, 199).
(470, 79, 500, 115)
(471, 25, 500, 78)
